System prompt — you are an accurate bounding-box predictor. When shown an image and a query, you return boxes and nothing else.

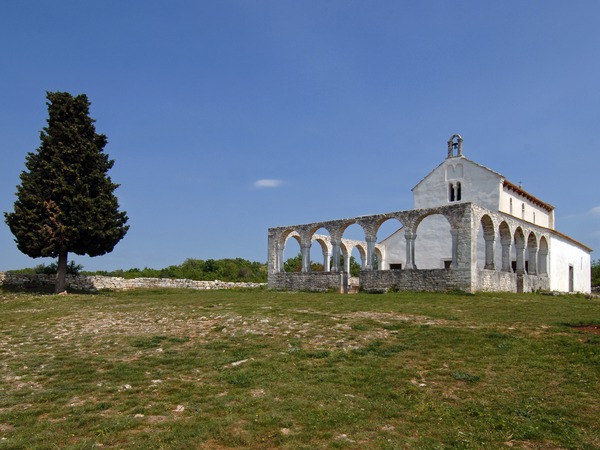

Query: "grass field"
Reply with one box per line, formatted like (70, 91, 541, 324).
(0, 288, 599, 449)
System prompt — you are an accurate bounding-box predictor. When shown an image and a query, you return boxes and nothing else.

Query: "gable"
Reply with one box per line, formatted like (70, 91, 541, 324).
(411, 156, 504, 210)
(412, 156, 503, 192)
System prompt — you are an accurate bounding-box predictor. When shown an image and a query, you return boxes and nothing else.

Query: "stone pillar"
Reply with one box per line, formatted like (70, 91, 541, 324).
(501, 238, 512, 272)
(528, 247, 538, 275)
(365, 235, 377, 271)
(331, 239, 341, 273)
(301, 243, 311, 273)
(344, 253, 351, 274)
(515, 241, 526, 274)
(323, 250, 331, 272)
(484, 235, 496, 270)
(276, 242, 285, 272)
(538, 248, 548, 275)
(405, 232, 417, 269)
(450, 229, 459, 269)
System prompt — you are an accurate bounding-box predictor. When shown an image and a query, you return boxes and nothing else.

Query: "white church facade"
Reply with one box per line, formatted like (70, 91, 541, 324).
(268, 135, 591, 294)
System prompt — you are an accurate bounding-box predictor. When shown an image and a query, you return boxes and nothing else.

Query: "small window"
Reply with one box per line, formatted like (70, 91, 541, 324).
(509, 198, 513, 215)
(449, 182, 461, 202)
(389, 263, 402, 270)
(533, 212, 536, 224)
(443, 259, 452, 269)
(522, 203, 525, 219)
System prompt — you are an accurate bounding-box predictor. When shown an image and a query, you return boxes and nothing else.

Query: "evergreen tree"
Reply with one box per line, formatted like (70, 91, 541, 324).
(5, 91, 129, 293)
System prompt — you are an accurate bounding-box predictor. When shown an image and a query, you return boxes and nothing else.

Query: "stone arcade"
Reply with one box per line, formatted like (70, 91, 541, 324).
(267, 135, 591, 293)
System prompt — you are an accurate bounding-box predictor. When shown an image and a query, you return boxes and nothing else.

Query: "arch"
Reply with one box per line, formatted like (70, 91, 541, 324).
(341, 241, 366, 275)
(340, 223, 369, 270)
(478, 215, 496, 270)
(310, 228, 331, 272)
(413, 213, 453, 269)
(374, 217, 405, 270)
(447, 133, 463, 158)
(513, 227, 526, 274)
(353, 244, 367, 271)
(340, 241, 351, 274)
(281, 232, 302, 272)
(374, 247, 383, 271)
(499, 221, 512, 272)
(538, 236, 549, 275)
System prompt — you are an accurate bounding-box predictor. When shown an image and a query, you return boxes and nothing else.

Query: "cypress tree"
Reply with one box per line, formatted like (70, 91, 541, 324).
(5, 91, 129, 293)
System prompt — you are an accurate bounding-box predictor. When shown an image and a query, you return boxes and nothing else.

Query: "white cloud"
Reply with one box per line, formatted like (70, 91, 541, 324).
(589, 206, 600, 216)
(254, 179, 283, 188)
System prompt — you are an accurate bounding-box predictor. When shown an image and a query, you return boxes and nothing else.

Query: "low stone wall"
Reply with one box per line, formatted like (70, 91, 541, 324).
(477, 270, 516, 292)
(521, 273, 551, 293)
(476, 270, 550, 293)
(359, 269, 472, 293)
(268, 272, 348, 293)
(0, 272, 265, 292)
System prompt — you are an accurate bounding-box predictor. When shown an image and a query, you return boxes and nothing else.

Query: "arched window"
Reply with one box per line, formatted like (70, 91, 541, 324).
(449, 182, 461, 202)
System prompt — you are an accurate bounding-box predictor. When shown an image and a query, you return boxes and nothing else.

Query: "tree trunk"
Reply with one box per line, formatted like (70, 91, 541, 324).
(55, 251, 68, 294)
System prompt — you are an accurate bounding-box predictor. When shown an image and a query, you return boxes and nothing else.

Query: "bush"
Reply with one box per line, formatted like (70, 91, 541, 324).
(9, 261, 83, 275)
(9, 258, 267, 283)
(83, 258, 267, 283)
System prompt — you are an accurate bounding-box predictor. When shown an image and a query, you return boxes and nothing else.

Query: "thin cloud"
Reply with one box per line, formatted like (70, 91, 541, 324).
(254, 179, 283, 188)
(589, 206, 600, 216)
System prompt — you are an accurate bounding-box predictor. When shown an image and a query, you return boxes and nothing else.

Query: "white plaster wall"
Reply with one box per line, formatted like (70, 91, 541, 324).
(415, 216, 453, 268)
(499, 188, 552, 228)
(549, 236, 591, 293)
(380, 216, 453, 269)
(413, 158, 501, 211)
(380, 227, 406, 269)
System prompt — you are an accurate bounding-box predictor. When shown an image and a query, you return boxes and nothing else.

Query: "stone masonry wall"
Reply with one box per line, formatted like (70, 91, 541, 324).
(476, 270, 550, 293)
(0, 272, 265, 292)
(477, 270, 516, 292)
(359, 269, 472, 293)
(521, 273, 551, 293)
(268, 272, 348, 293)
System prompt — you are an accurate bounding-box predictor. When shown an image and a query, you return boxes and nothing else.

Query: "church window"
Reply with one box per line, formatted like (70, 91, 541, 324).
(522, 203, 525, 219)
(449, 182, 461, 202)
(510, 198, 513, 215)
(533, 212, 536, 224)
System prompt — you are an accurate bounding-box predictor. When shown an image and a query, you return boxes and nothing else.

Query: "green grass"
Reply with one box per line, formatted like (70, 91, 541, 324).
(0, 288, 599, 449)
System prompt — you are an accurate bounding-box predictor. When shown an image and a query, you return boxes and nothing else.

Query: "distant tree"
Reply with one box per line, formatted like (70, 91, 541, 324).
(592, 260, 600, 287)
(32, 261, 83, 276)
(5, 92, 129, 293)
(284, 253, 304, 273)
(283, 253, 323, 272)
(284, 253, 360, 274)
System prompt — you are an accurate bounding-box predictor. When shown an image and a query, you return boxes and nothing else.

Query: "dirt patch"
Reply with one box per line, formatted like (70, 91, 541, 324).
(572, 325, 600, 335)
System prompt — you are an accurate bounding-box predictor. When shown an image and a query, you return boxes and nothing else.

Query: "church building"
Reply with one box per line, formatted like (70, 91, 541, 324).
(267, 135, 591, 294)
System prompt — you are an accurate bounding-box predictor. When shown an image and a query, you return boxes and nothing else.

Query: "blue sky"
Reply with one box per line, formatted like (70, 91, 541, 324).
(1, 1, 599, 271)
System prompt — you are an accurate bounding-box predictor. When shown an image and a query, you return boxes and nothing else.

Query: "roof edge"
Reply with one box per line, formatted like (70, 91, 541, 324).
(503, 180, 554, 212)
